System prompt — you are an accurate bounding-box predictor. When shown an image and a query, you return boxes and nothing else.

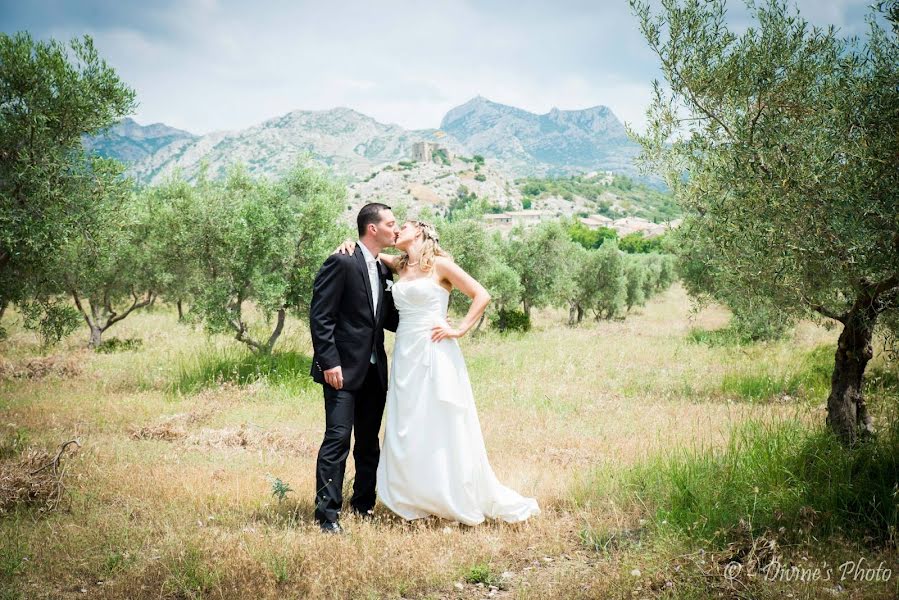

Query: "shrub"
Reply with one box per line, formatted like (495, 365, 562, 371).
(490, 308, 530, 333)
(94, 337, 143, 353)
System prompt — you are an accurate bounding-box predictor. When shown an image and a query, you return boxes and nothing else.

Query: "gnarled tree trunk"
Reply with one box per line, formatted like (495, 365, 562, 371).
(72, 290, 154, 349)
(229, 302, 286, 354)
(820, 278, 896, 446)
(826, 306, 876, 445)
(567, 300, 578, 326)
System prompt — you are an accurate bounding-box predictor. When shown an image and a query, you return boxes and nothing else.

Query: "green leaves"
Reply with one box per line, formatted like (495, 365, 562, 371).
(0, 32, 136, 335)
(631, 0, 899, 329)
(504, 221, 570, 317)
(153, 161, 348, 353)
(631, 0, 899, 441)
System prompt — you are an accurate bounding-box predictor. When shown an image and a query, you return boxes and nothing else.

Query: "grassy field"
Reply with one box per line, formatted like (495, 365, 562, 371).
(0, 284, 896, 599)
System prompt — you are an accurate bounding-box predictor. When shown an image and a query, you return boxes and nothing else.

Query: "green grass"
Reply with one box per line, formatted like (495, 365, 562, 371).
(612, 414, 899, 549)
(464, 563, 504, 587)
(687, 325, 751, 347)
(263, 551, 290, 585)
(0, 426, 29, 460)
(0, 532, 26, 580)
(721, 344, 833, 401)
(162, 545, 222, 599)
(101, 549, 135, 578)
(170, 347, 313, 394)
(0, 529, 27, 600)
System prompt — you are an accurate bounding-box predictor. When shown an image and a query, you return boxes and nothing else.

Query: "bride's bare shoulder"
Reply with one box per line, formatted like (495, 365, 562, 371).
(433, 256, 461, 282)
(433, 255, 456, 268)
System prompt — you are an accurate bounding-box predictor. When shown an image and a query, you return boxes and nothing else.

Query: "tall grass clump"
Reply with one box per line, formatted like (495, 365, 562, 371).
(171, 346, 312, 394)
(611, 414, 899, 549)
(721, 344, 833, 401)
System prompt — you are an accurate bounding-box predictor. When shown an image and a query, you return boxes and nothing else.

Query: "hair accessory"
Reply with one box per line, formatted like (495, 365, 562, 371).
(416, 220, 440, 243)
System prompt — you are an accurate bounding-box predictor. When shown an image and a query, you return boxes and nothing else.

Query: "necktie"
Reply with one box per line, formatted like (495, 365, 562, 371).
(367, 259, 379, 364)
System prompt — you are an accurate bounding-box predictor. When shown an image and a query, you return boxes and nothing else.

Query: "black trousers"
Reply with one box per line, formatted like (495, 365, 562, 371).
(314, 362, 386, 523)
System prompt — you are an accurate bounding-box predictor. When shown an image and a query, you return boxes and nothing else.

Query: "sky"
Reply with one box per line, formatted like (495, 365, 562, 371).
(0, 0, 876, 136)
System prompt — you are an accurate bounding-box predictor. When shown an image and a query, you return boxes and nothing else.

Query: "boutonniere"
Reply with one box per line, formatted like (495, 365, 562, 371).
(385, 280, 394, 292)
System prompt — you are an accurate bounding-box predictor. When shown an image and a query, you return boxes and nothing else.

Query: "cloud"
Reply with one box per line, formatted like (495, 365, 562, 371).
(0, 0, 875, 135)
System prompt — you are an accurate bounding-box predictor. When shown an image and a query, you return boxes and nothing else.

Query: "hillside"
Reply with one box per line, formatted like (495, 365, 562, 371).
(84, 97, 649, 185)
(440, 96, 641, 177)
(517, 172, 680, 223)
(83, 118, 196, 165)
(121, 108, 466, 184)
(346, 154, 523, 220)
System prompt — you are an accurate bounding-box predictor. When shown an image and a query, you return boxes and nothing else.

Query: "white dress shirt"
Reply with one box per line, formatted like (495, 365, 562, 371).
(358, 241, 380, 363)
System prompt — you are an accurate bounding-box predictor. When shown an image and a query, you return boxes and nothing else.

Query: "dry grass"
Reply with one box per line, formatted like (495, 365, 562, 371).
(0, 450, 61, 515)
(0, 353, 84, 381)
(0, 284, 895, 599)
(1, 441, 80, 516)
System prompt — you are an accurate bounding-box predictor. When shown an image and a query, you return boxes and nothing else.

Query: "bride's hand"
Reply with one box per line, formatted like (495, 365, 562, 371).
(333, 239, 356, 255)
(431, 324, 462, 342)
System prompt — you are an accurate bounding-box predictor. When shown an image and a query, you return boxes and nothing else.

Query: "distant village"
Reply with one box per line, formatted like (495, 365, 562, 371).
(346, 141, 683, 240)
(483, 210, 680, 238)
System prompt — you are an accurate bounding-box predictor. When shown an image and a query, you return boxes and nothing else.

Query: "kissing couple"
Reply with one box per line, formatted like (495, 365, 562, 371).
(309, 202, 540, 533)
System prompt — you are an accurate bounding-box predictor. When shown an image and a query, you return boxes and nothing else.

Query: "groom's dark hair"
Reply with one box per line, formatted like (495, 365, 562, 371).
(357, 202, 392, 237)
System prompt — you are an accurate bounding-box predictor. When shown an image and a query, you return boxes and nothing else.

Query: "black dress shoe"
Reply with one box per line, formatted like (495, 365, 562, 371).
(352, 508, 375, 521)
(319, 520, 343, 534)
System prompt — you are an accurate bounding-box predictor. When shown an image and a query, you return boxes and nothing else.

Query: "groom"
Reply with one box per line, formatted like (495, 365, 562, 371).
(309, 202, 400, 533)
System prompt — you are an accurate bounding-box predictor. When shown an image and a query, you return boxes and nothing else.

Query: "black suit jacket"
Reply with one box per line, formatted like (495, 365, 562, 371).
(309, 246, 399, 391)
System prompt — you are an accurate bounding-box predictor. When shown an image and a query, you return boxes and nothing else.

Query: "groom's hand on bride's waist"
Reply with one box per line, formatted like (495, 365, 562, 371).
(324, 366, 344, 390)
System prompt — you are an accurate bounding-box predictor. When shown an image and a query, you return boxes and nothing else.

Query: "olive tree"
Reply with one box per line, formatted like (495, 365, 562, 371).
(188, 163, 348, 354)
(554, 241, 590, 326)
(140, 175, 207, 321)
(630, 0, 899, 443)
(588, 238, 627, 320)
(48, 160, 158, 348)
(624, 257, 647, 312)
(0, 33, 136, 325)
(504, 221, 570, 318)
(437, 219, 521, 331)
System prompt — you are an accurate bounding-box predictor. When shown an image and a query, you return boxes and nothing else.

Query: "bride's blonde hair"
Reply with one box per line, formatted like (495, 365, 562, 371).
(396, 220, 450, 272)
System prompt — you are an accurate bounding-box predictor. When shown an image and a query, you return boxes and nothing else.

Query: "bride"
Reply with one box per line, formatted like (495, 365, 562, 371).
(337, 220, 539, 526)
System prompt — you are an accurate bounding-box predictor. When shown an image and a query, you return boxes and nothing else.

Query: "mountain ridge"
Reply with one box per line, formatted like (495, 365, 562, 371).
(86, 97, 645, 183)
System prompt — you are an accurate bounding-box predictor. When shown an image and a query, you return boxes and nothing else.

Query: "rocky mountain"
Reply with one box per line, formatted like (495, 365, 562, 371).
(121, 108, 466, 184)
(440, 96, 640, 176)
(83, 118, 196, 165)
(346, 156, 522, 220)
(86, 98, 645, 184)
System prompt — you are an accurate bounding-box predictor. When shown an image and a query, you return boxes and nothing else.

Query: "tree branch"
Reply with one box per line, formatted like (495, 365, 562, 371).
(226, 297, 264, 352)
(265, 307, 286, 353)
(104, 290, 153, 330)
(813, 305, 847, 324)
(71, 290, 95, 329)
(662, 56, 735, 140)
(870, 275, 899, 299)
(748, 98, 765, 145)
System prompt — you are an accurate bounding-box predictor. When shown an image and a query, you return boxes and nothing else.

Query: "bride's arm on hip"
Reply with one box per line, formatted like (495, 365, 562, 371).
(430, 256, 490, 342)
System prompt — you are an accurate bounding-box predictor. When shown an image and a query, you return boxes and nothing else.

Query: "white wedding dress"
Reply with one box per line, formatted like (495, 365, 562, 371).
(375, 275, 540, 525)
